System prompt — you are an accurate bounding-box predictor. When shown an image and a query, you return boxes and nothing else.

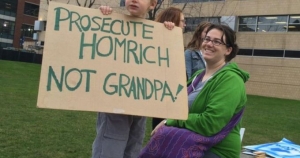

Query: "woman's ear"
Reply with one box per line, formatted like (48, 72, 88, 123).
(225, 47, 232, 56)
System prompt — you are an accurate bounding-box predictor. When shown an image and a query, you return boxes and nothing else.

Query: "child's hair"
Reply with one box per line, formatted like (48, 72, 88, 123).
(186, 21, 212, 50)
(155, 7, 182, 27)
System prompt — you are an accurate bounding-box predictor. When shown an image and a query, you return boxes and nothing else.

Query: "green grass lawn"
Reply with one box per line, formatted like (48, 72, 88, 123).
(0, 60, 300, 158)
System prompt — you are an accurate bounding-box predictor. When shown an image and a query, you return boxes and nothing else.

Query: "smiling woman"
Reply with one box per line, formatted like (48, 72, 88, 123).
(201, 24, 239, 66)
(140, 24, 250, 158)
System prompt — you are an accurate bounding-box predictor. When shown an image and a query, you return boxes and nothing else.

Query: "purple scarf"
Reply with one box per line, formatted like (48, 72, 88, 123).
(139, 108, 244, 158)
(139, 72, 245, 158)
(187, 70, 205, 95)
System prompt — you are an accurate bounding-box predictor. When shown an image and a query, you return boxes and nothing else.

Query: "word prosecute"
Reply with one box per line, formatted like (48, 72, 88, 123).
(54, 7, 154, 39)
(47, 66, 177, 102)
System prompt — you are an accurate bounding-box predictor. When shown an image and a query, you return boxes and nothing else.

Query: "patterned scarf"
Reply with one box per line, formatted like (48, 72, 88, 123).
(139, 108, 244, 158)
(139, 71, 244, 158)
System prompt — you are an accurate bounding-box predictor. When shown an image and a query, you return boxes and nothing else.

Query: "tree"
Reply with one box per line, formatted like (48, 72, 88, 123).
(148, 0, 165, 20)
(76, 0, 96, 8)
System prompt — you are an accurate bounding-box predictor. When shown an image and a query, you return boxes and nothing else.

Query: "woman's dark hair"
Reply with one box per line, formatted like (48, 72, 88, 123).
(205, 24, 239, 62)
(186, 21, 212, 50)
(155, 7, 182, 27)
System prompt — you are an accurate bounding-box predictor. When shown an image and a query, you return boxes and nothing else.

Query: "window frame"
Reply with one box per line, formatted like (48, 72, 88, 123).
(0, 0, 18, 17)
(287, 15, 300, 32)
(21, 24, 35, 38)
(0, 19, 15, 39)
(238, 16, 257, 32)
(256, 16, 288, 32)
(24, 2, 39, 17)
(238, 15, 300, 32)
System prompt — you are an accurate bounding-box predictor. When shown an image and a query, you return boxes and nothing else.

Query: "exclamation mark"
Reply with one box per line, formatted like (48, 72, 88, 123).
(174, 84, 184, 100)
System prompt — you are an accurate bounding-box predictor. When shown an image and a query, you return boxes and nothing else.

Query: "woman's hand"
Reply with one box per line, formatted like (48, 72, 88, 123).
(151, 120, 166, 136)
(164, 21, 175, 30)
(99, 5, 113, 15)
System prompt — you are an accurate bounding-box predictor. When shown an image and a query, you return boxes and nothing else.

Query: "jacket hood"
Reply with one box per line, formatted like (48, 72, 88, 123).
(187, 62, 250, 85)
(217, 62, 249, 83)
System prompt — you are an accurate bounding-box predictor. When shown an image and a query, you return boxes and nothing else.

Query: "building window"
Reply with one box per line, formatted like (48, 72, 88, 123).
(238, 17, 257, 32)
(0, 0, 18, 17)
(238, 49, 300, 58)
(238, 15, 300, 32)
(21, 24, 34, 38)
(288, 15, 300, 31)
(253, 49, 284, 57)
(185, 17, 220, 32)
(173, 0, 224, 3)
(285, 50, 300, 58)
(238, 49, 253, 56)
(0, 19, 15, 39)
(257, 16, 287, 32)
(0, 42, 13, 49)
(24, 2, 39, 17)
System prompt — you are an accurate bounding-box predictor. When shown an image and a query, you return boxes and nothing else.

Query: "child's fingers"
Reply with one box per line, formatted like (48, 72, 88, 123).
(107, 7, 112, 14)
(150, 129, 155, 136)
(164, 21, 175, 30)
(151, 126, 158, 136)
(99, 5, 112, 15)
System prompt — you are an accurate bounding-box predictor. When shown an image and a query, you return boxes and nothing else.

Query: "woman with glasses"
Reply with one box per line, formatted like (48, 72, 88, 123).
(185, 21, 212, 80)
(140, 24, 249, 158)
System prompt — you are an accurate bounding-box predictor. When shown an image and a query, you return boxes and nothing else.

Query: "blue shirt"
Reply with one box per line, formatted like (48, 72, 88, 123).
(184, 49, 206, 80)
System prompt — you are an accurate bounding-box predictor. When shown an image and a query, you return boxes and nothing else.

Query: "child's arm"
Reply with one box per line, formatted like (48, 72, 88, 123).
(163, 21, 175, 30)
(99, 5, 112, 15)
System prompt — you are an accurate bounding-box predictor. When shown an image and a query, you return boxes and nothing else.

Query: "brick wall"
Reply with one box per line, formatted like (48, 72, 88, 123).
(237, 33, 300, 50)
(234, 56, 300, 100)
(14, 0, 39, 48)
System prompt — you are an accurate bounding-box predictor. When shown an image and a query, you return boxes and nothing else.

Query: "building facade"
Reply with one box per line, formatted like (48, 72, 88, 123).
(0, 0, 39, 49)
(36, 0, 300, 100)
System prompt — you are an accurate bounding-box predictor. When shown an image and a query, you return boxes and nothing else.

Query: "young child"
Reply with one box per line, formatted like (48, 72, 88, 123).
(92, 1, 174, 158)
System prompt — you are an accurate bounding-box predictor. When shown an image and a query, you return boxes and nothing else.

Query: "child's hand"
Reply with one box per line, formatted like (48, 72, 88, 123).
(99, 6, 112, 15)
(151, 120, 166, 136)
(164, 21, 175, 30)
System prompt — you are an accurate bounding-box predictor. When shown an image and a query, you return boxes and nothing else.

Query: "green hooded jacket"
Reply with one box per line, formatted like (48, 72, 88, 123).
(166, 62, 250, 158)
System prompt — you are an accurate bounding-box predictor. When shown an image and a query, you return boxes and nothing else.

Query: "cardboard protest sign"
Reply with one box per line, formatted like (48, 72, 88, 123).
(37, 2, 188, 119)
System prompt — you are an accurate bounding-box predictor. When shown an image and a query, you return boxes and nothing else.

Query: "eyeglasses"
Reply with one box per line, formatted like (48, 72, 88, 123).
(203, 37, 227, 46)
